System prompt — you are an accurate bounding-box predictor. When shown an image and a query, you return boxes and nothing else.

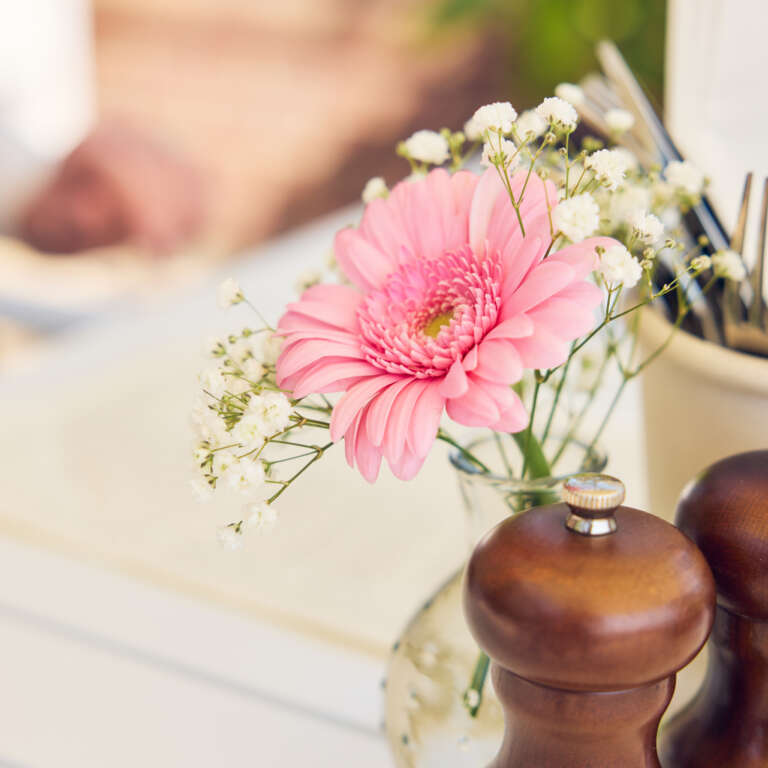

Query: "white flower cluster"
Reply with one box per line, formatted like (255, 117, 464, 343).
(362, 176, 388, 204)
(664, 161, 705, 197)
(554, 83, 584, 106)
(630, 211, 664, 244)
(605, 108, 635, 134)
(404, 130, 450, 165)
(481, 137, 519, 171)
(514, 110, 547, 140)
(585, 149, 633, 190)
(712, 249, 747, 281)
(217, 278, 243, 309)
(597, 244, 643, 288)
(191, 293, 291, 536)
(553, 193, 599, 242)
(536, 96, 578, 131)
(468, 102, 517, 138)
(217, 501, 278, 550)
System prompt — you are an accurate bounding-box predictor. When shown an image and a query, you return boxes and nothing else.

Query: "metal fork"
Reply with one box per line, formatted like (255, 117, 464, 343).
(722, 173, 768, 356)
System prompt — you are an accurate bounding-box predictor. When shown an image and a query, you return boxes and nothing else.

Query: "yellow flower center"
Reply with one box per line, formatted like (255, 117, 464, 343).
(423, 310, 454, 338)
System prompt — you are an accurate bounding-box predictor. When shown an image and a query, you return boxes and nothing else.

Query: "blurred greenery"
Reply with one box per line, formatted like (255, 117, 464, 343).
(428, 0, 666, 109)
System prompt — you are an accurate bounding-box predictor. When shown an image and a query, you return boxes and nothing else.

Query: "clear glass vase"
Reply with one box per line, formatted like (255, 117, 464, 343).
(383, 437, 607, 768)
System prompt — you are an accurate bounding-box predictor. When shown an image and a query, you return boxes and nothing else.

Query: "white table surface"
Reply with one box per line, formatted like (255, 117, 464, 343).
(0, 208, 648, 767)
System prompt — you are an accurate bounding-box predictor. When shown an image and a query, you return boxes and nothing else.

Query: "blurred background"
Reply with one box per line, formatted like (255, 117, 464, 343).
(0, 0, 666, 360)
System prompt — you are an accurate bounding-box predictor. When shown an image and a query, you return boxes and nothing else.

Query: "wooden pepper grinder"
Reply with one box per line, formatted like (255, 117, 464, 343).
(660, 450, 768, 768)
(464, 474, 715, 768)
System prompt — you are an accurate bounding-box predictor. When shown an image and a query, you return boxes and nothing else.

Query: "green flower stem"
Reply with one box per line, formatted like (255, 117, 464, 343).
(436, 430, 491, 473)
(512, 430, 551, 479)
(267, 442, 333, 504)
(541, 345, 575, 444)
(493, 432, 513, 477)
(519, 379, 542, 478)
(464, 651, 491, 718)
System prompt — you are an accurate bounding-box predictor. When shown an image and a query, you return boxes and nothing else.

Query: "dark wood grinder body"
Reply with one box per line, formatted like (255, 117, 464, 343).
(464, 474, 715, 768)
(660, 450, 768, 768)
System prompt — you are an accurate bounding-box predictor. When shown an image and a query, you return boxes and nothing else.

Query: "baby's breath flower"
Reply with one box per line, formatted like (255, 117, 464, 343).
(212, 449, 238, 478)
(295, 269, 322, 295)
(190, 477, 214, 503)
(193, 445, 211, 467)
(261, 332, 283, 365)
(553, 193, 599, 243)
(598, 244, 643, 288)
(404, 170, 427, 183)
(191, 394, 229, 445)
(223, 457, 266, 494)
(665, 160, 704, 196)
(585, 149, 632, 190)
(471, 102, 517, 136)
(690, 255, 712, 273)
(362, 176, 388, 204)
(630, 211, 664, 244)
(217, 278, 243, 308)
(463, 117, 482, 142)
(481, 138, 519, 170)
(514, 110, 547, 141)
(605, 183, 651, 225)
(217, 522, 244, 550)
(554, 83, 584, 106)
(403, 130, 450, 165)
(248, 391, 293, 434)
(242, 357, 266, 382)
(536, 97, 578, 131)
(712, 249, 747, 281)
(199, 366, 227, 399)
(605, 108, 635, 134)
(245, 501, 278, 533)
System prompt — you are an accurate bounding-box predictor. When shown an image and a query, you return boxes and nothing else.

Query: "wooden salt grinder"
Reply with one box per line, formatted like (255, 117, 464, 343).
(464, 474, 715, 768)
(660, 450, 768, 768)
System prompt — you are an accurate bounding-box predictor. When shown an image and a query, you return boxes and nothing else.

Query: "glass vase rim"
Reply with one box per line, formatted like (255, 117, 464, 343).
(448, 435, 608, 490)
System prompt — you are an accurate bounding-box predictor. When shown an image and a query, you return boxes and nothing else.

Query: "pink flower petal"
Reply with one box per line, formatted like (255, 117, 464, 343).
(501, 260, 576, 318)
(527, 297, 597, 340)
(277, 312, 341, 335)
(277, 338, 363, 380)
(513, 326, 569, 369)
(555, 281, 603, 306)
(283, 299, 359, 332)
(345, 412, 363, 468)
(445, 376, 501, 427)
(469, 169, 506, 255)
(383, 380, 429, 464)
(547, 236, 618, 279)
(281, 328, 360, 349)
(330, 374, 400, 441)
(291, 359, 380, 398)
(365, 378, 412, 447)
(439, 358, 469, 398)
(462, 345, 478, 371)
(482, 384, 528, 433)
(388, 446, 427, 481)
(484, 314, 534, 342)
(353, 409, 383, 483)
(335, 228, 395, 291)
(500, 236, 545, 301)
(407, 381, 444, 458)
(474, 339, 524, 384)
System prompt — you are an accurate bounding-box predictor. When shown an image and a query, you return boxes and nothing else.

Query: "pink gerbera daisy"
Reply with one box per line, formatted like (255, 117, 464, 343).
(276, 168, 616, 482)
